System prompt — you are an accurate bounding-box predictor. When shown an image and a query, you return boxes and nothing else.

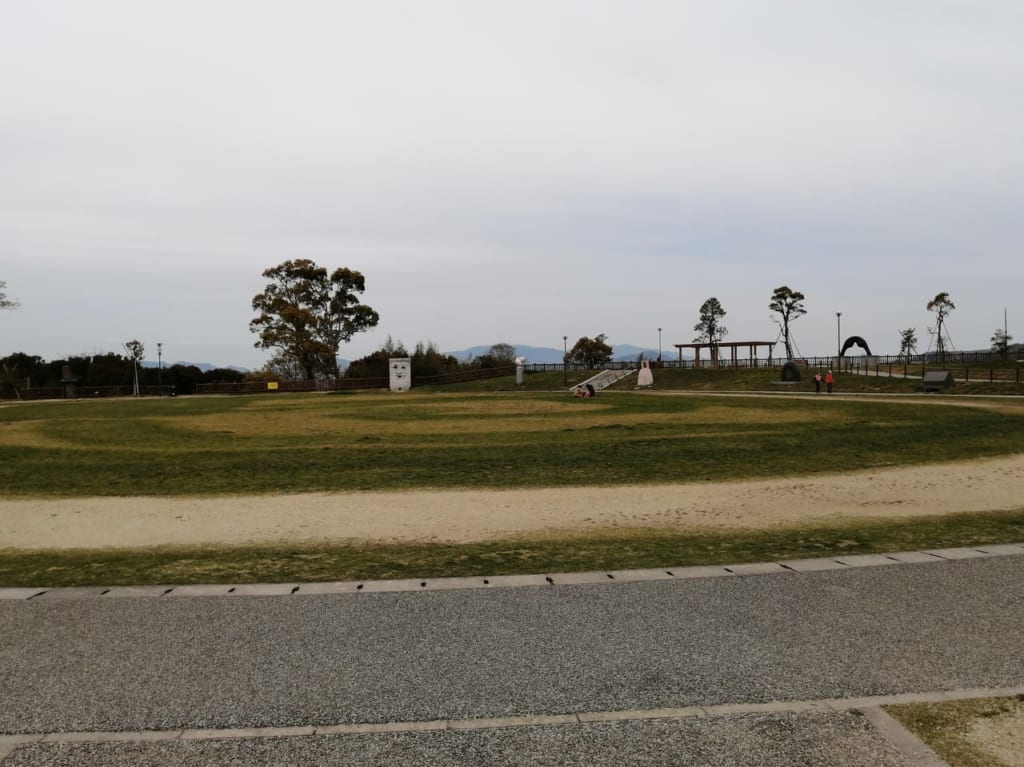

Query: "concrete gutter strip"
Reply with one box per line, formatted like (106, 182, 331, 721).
(2, 686, 1021, 750)
(1, 544, 1021, 601)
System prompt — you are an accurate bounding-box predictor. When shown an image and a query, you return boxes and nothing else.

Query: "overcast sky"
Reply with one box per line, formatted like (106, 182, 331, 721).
(2, 1, 1021, 369)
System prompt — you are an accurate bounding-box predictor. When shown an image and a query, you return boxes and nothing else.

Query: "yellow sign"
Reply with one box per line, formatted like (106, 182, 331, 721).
(267, 381, 279, 390)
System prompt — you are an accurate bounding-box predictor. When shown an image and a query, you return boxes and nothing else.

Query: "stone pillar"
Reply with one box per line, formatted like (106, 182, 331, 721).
(60, 365, 77, 399)
(389, 357, 411, 392)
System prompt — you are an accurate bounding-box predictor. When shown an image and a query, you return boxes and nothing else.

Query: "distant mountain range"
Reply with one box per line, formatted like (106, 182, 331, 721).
(136, 341, 1023, 374)
(444, 344, 667, 364)
(140, 361, 250, 372)
(138, 344, 677, 374)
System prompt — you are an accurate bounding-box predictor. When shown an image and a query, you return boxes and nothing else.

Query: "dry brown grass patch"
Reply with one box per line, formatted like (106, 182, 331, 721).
(0, 422, 68, 449)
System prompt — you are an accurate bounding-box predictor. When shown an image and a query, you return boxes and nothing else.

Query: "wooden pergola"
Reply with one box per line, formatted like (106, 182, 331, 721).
(673, 341, 777, 368)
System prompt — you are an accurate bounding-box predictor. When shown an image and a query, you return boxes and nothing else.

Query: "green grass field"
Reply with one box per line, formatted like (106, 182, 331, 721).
(1, 389, 1022, 586)
(3, 509, 1022, 588)
(1, 390, 1022, 497)
(422, 365, 1024, 396)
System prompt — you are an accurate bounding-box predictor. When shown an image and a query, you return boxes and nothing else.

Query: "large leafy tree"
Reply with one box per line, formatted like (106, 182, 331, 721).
(251, 260, 379, 379)
(567, 334, 613, 368)
(926, 292, 955, 361)
(474, 342, 517, 369)
(693, 297, 728, 345)
(487, 342, 516, 364)
(258, 352, 307, 381)
(769, 286, 806, 360)
(0, 280, 18, 310)
(0, 352, 44, 399)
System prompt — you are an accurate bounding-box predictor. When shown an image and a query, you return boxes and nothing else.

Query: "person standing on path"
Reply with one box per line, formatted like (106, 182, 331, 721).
(814, 372, 822, 393)
(825, 370, 835, 393)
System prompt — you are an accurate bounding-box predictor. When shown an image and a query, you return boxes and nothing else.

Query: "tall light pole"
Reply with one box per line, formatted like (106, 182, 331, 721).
(836, 312, 842, 361)
(157, 342, 163, 392)
(658, 327, 662, 364)
(1005, 307, 1009, 360)
(563, 335, 568, 385)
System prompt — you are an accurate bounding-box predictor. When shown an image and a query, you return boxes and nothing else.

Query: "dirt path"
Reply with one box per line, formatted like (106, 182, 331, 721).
(1, 454, 1022, 550)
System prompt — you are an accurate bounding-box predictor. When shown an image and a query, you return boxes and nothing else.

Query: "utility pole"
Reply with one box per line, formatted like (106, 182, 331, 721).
(563, 335, 568, 386)
(1005, 308, 1010, 360)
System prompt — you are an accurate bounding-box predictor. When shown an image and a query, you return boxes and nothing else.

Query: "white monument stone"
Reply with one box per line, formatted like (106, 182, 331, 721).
(515, 356, 526, 385)
(389, 357, 411, 392)
(637, 359, 654, 387)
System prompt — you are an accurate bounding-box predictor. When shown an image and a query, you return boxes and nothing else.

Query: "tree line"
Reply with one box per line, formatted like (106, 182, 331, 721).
(248, 260, 622, 376)
(3, 265, 1016, 399)
(692, 288, 1013, 363)
(0, 351, 246, 398)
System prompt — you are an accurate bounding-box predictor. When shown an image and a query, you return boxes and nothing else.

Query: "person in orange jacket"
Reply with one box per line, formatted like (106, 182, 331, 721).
(825, 370, 835, 393)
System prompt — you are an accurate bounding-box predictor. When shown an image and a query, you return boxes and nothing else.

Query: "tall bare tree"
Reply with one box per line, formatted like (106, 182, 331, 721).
(926, 292, 955, 362)
(123, 340, 145, 396)
(769, 286, 806, 360)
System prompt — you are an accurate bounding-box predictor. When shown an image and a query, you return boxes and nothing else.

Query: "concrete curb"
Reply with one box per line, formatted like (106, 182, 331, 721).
(1, 686, 1020, 752)
(1, 543, 1021, 602)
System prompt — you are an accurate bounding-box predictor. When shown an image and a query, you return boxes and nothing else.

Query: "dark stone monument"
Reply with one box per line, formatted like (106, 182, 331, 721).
(840, 336, 873, 356)
(922, 370, 954, 392)
(60, 365, 77, 399)
(781, 361, 802, 382)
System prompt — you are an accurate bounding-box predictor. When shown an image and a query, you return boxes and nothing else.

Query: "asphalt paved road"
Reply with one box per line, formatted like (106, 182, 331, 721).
(2, 556, 1022, 765)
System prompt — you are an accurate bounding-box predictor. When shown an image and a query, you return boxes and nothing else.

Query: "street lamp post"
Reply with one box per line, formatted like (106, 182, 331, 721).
(835, 313, 842, 363)
(658, 328, 662, 364)
(563, 335, 568, 386)
(157, 342, 163, 393)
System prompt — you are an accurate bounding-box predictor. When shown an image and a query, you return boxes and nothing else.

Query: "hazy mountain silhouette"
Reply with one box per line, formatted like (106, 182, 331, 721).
(444, 344, 666, 364)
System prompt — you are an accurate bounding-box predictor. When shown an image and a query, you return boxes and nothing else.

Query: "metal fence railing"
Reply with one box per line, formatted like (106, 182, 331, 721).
(7, 351, 1021, 400)
(12, 385, 176, 400)
(194, 378, 389, 395)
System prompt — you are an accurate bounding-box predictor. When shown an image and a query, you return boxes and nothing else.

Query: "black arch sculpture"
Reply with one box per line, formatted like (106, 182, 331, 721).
(840, 336, 872, 356)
